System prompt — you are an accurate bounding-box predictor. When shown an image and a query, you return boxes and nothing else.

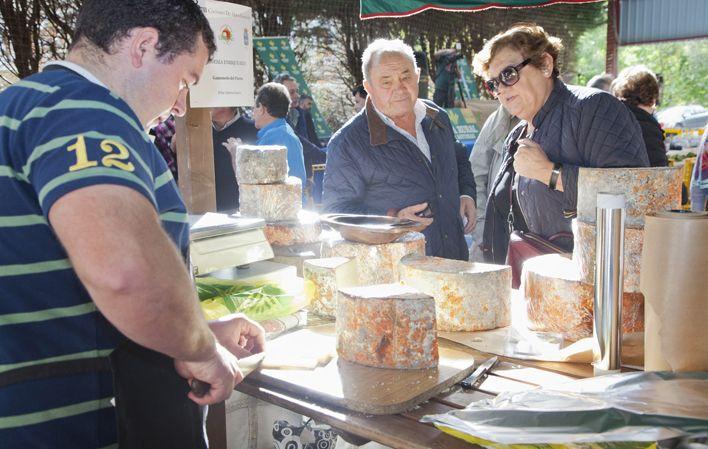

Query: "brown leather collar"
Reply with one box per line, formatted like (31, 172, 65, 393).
(365, 97, 446, 146)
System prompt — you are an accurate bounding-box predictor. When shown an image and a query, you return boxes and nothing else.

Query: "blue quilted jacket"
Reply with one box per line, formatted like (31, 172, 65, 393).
(323, 99, 468, 260)
(483, 80, 649, 263)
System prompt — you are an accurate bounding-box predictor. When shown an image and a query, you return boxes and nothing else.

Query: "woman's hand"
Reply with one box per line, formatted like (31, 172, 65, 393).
(514, 138, 554, 183)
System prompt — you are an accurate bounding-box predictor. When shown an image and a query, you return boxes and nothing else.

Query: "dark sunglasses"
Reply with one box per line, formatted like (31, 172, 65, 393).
(484, 58, 531, 96)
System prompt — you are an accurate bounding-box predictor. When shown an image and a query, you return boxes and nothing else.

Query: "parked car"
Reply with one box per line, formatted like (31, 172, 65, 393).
(657, 104, 706, 128)
(658, 105, 707, 149)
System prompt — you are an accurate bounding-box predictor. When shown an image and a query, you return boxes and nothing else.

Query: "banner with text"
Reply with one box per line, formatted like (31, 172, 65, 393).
(191, 1, 254, 108)
(446, 100, 499, 144)
(254, 37, 333, 140)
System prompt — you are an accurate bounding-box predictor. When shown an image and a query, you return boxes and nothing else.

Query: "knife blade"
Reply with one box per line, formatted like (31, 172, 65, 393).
(460, 356, 498, 390)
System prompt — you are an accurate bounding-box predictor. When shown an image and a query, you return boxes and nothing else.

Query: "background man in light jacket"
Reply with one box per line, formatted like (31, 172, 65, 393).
(469, 104, 519, 261)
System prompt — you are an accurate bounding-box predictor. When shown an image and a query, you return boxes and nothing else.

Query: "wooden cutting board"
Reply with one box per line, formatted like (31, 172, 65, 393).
(245, 325, 476, 415)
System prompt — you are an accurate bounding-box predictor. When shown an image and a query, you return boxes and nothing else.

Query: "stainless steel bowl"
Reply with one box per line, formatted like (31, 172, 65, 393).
(320, 214, 420, 244)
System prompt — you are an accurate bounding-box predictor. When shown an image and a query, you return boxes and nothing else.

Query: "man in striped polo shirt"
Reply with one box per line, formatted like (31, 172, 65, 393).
(0, 1, 265, 447)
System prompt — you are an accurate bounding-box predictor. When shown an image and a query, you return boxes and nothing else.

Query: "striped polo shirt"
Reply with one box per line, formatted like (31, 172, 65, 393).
(0, 64, 189, 447)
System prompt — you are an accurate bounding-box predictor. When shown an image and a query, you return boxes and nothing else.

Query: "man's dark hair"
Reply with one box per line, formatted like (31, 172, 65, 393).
(352, 85, 367, 98)
(71, 0, 217, 62)
(273, 73, 295, 84)
(299, 94, 313, 101)
(256, 83, 291, 119)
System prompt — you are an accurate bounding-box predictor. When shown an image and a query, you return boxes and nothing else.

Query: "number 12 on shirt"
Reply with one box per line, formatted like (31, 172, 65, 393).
(67, 135, 135, 172)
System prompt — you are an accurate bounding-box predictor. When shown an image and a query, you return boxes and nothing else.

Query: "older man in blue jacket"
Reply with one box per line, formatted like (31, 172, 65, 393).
(323, 39, 475, 260)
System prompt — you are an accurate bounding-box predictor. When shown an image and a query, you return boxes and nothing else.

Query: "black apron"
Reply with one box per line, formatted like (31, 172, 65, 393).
(0, 341, 208, 449)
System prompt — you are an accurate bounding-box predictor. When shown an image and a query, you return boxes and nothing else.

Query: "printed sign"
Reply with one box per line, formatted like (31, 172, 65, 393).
(446, 100, 499, 143)
(190, 1, 254, 108)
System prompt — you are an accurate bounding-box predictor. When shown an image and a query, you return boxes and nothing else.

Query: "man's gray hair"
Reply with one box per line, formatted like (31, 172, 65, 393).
(361, 39, 417, 82)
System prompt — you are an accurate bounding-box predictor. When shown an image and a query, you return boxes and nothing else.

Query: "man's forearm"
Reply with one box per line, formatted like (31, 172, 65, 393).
(50, 185, 217, 362)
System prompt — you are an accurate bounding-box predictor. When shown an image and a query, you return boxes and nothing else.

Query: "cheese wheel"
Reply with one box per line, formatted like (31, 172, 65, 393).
(336, 284, 438, 369)
(577, 166, 682, 228)
(399, 255, 511, 331)
(239, 177, 301, 221)
(572, 219, 645, 293)
(264, 210, 322, 247)
(321, 232, 425, 285)
(303, 257, 358, 318)
(235, 145, 288, 184)
(522, 254, 644, 341)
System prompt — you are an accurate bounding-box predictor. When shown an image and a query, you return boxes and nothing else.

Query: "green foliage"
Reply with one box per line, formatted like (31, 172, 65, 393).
(575, 25, 708, 107)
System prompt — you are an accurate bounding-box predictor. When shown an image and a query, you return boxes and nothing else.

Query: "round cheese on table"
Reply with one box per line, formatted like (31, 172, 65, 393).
(336, 284, 438, 369)
(321, 232, 425, 285)
(572, 219, 645, 293)
(522, 254, 644, 341)
(239, 177, 301, 221)
(399, 255, 511, 331)
(304, 257, 358, 318)
(235, 145, 288, 184)
(264, 210, 322, 247)
(577, 166, 682, 228)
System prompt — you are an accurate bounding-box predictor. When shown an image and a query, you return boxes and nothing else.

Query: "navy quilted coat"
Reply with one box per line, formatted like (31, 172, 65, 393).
(483, 80, 649, 263)
(323, 99, 468, 260)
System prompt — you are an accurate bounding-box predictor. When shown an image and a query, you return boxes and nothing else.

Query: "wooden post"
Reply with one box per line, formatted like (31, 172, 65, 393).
(175, 97, 216, 214)
(606, 0, 620, 76)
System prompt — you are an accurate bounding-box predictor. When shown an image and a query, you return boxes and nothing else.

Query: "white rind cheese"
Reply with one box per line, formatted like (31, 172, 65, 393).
(235, 145, 288, 184)
(577, 166, 682, 228)
(321, 232, 425, 285)
(399, 255, 511, 331)
(303, 257, 358, 318)
(522, 254, 644, 341)
(336, 284, 439, 369)
(239, 177, 301, 221)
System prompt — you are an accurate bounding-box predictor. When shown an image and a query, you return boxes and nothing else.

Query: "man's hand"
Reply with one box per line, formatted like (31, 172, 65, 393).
(395, 202, 433, 232)
(174, 343, 241, 406)
(459, 196, 477, 234)
(209, 314, 266, 359)
(514, 138, 553, 183)
(222, 137, 242, 159)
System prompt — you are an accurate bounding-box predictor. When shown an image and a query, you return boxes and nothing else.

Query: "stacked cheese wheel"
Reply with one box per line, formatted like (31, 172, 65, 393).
(523, 166, 682, 341)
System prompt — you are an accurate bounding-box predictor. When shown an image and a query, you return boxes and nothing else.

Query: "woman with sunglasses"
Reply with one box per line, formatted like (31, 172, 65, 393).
(471, 23, 648, 266)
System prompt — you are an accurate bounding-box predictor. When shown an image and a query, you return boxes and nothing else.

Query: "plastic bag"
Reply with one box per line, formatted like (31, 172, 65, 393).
(421, 371, 708, 447)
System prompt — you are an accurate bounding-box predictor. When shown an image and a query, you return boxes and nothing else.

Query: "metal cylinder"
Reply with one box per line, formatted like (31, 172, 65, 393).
(592, 192, 626, 376)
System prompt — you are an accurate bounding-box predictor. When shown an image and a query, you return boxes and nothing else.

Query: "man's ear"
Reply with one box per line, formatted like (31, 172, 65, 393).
(363, 80, 371, 94)
(128, 27, 160, 69)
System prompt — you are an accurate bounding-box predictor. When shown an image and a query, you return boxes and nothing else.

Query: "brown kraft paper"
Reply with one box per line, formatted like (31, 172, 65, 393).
(640, 211, 708, 371)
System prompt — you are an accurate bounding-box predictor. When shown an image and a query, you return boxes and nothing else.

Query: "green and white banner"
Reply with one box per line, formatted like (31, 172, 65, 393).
(445, 100, 499, 143)
(254, 37, 333, 140)
(455, 58, 479, 103)
(360, 0, 604, 19)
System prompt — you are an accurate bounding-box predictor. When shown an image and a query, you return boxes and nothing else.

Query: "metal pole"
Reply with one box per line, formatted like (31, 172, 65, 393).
(593, 192, 625, 376)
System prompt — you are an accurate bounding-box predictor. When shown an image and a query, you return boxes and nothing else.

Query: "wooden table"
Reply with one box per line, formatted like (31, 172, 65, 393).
(207, 332, 594, 449)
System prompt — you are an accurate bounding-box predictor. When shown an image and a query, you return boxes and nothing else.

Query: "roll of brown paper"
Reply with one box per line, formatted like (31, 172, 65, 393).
(641, 210, 708, 371)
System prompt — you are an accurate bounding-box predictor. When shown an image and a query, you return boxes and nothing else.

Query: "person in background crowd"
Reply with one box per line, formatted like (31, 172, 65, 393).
(468, 104, 520, 261)
(586, 73, 614, 92)
(611, 65, 668, 167)
(252, 82, 307, 189)
(324, 39, 476, 261)
(150, 114, 178, 180)
(352, 85, 367, 112)
(211, 107, 258, 212)
(0, 1, 265, 447)
(472, 23, 648, 264)
(274, 73, 326, 178)
(432, 48, 462, 108)
(299, 94, 313, 111)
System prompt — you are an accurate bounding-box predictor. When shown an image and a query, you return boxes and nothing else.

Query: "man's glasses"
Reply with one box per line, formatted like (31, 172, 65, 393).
(484, 58, 531, 96)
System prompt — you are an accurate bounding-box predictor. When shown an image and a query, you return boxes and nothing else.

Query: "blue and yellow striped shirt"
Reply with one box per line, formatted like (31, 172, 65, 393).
(0, 66, 189, 447)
